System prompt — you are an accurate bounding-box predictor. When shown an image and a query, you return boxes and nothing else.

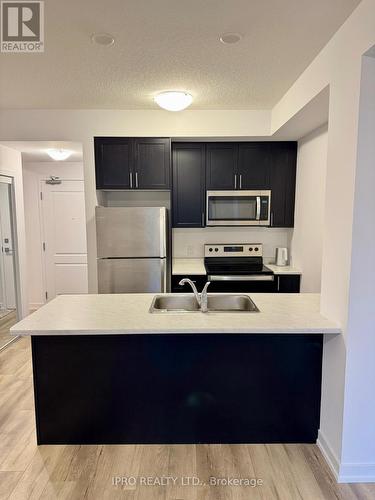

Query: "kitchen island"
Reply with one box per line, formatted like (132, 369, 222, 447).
(11, 293, 340, 445)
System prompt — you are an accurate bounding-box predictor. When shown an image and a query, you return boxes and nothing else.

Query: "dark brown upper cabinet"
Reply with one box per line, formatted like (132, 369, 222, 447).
(206, 142, 271, 191)
(238, 143, 271, 189)
(269, 142, 297, 228)
(94, 138, 132, 189)
(133, 138, 170, 189)
(172, 143, 206, 228)
(95, 137, 171, 190)
(206, 143, 238, 190)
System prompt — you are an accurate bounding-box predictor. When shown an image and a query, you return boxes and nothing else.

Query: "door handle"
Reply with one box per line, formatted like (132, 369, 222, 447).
(135, 172, 139, 188)
(234, 174, 237, 189)
(129, 172, 133, 189)
(239, 174, 242, 189)
(256, 196, 261, 220)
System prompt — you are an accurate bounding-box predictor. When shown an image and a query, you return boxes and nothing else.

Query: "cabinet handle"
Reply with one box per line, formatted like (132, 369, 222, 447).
(239, 174, 242, 189)
(202, 212, 205, 227)
(234, 174, 237, 189)
(277, 276, 280, 292)
(270, 212, 273, 227)
(135, 172, 139, 188)
(129, 172, 133, 189)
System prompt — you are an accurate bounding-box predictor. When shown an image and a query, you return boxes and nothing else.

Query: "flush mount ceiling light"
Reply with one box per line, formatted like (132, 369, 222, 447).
(91, 33, 115, 47)
(219, 32, 243, 45)
(154, 91, 193, 112)
(46, 149, 73, 161)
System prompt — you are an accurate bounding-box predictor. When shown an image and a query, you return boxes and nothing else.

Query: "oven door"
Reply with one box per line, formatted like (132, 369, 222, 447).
(206, 190, 271, 226)
(207, 274, 275, 293)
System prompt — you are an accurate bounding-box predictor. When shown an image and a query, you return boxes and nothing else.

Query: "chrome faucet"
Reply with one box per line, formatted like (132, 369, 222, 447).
(200, 281, 211, 313)
(178, 278, 211, 312)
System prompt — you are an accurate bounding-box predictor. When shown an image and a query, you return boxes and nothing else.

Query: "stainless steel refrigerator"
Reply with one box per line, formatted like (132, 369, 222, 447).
(96, 206, 168, 293)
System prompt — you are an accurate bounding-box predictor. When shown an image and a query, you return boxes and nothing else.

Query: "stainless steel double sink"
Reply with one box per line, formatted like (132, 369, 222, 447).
(149, 294, 259, 313)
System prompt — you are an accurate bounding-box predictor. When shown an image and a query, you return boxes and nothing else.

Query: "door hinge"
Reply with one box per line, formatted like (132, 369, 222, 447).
(42, 242, 46, 251)
(45, 291, 48, 300)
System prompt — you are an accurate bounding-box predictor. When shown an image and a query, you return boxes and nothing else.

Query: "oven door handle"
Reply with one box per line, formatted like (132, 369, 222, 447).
(256, 196, 261, 220)
(208, 275, 274, 282)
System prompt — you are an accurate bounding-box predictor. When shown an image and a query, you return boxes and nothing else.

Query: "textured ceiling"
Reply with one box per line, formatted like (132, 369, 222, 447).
(0, 0, 361, 110)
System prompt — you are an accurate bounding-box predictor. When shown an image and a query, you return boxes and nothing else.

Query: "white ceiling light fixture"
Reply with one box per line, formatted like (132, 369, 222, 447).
(219, 32, 243, 45)
(91, 33, 115, 47)
(46, 149, 73, 161)
(154, 91, 193, 112)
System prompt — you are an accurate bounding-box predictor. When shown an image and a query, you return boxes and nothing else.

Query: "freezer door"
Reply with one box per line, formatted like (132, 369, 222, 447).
(96, 206, 167, 258)
(98, 258, 166, 293)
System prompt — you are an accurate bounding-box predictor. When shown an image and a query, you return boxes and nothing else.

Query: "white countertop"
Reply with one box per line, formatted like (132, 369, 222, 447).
(172, 258, 206, 275)
(11, 293, 340, 336)
(172, 258, 301, 276)
(266, 264, 302, 275)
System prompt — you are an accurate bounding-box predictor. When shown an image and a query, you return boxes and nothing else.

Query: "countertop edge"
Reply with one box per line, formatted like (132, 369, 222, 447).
(12, 328, 341, 336)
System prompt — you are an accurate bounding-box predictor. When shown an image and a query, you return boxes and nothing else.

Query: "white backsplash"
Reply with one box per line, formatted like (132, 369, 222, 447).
(173, 227, 293, 263)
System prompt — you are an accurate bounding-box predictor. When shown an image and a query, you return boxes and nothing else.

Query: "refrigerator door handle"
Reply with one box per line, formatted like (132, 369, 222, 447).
(160, 258, 166, 292)
(159, 208, 166, 258)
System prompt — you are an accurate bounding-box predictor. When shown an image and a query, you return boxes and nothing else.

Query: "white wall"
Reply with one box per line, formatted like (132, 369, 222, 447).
(292, 124, 328, 292)
(271, 0, 375, 481)
(340, 53, 375, 480)
(0, 0, 375, 481)
(0, 145, 28, 318)
(173, 227, 291, 262)
(22, 162, 84, 310)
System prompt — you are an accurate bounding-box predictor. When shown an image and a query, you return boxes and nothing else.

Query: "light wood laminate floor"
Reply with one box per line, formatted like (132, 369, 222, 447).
(0, 311, 17, 350)
(0, 335, 374, 499)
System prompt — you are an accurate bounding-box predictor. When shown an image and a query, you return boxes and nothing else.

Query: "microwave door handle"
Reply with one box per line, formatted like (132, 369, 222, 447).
(256, 196, 261, 220)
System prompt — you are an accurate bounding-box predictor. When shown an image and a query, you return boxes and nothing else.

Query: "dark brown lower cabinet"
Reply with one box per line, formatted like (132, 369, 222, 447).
(171, 274, 301, 293)
(32, 333, 322, 445)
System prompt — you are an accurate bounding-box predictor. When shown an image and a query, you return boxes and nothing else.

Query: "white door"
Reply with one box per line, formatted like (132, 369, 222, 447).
(41, 180, 88, 301)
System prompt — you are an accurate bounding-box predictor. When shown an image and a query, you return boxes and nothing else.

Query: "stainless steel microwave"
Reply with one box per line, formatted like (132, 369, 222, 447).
(206, 190, 271, 226)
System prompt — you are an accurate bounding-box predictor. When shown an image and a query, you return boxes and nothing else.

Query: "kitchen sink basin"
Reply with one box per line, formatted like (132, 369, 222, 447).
(207, 294, 259, 312)
(150, 295, 200, 312)
(149, 294, 259, 313)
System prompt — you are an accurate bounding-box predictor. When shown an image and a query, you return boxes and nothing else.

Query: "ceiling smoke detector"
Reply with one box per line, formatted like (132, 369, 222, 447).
(219, 32, 243, 45)
(154, 91, 193, 112)
(91, 33, 115, 47)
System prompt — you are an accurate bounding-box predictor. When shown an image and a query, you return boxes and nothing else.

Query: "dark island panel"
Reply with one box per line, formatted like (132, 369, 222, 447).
(31, 333, 323, 445)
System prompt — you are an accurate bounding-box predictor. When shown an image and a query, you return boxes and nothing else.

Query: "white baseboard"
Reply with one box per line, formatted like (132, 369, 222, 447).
(317, 430, 375, 483)
(29, 302, 44, 312)
(338, 463, 375, 483)
(317, 430, 340, 481)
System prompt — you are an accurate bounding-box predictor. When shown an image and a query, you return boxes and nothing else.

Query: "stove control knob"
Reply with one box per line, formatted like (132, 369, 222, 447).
(209, 247, 213, 252)
(249, 247, 253, 252)
(255, 247, 259, 252)
(215, 247, 219, 252)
